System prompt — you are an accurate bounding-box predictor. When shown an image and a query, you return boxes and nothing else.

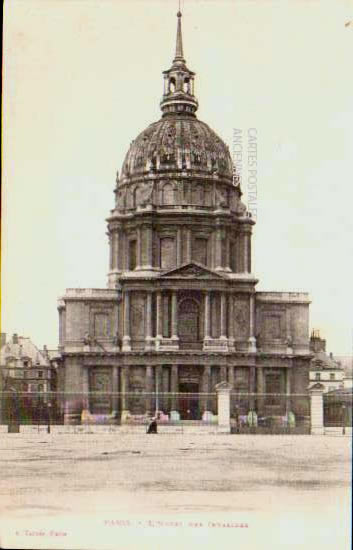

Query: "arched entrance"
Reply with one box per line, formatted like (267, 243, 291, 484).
(178, 298, 200, 349)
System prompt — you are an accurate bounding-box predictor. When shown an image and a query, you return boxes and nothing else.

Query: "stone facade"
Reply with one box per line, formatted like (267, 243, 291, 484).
(57, 12, 311, 424)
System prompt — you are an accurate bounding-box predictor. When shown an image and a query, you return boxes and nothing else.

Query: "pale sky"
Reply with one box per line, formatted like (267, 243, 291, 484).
(2, 0, 353, 354)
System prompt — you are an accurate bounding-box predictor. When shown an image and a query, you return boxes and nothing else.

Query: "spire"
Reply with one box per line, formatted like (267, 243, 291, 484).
(174, 11, 184, 63)
(160, 10, 198, 117)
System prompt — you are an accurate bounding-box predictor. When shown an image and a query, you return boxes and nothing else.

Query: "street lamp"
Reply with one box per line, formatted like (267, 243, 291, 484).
(47, 402, 52, 434)
(342, 403, 346, 435)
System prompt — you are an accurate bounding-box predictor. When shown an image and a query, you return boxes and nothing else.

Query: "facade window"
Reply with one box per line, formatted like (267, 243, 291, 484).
(330, 373, 335, 380)
(315, 373, 321, 380)
(38, 371, 43, 378)
(129, 240, 137, 270)
(160, 237, 175, 269)
(162, 183, 174, 205)
(38, 384, 43, 392)
(193, 238, 208, 266)
(23, 361, 28, 367)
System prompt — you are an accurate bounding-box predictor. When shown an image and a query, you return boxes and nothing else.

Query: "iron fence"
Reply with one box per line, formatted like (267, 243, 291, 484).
(0, 390, 311, 434)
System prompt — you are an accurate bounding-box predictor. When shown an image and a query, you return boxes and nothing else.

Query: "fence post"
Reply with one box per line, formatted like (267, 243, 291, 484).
(309, 383, 325, 435)
(215, 382, 232, 433)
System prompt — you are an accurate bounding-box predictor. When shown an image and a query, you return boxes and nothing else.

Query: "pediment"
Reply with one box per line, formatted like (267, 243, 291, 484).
(160, 262, 226, 280)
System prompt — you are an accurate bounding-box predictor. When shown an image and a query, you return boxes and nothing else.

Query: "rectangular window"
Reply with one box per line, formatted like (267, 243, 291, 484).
(193, 238, 208, 266)
(94, 313, 109, 338)
(160, 237, 175, 269)
(129, 240, 137, 270)
(38, 371, 43, 378)
(315, 373, 321, 380)
(330, 373, 335, 380)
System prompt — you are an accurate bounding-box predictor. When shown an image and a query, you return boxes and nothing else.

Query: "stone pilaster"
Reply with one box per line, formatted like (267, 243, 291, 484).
(256, 366, 265, 414)
(122, 290, 131, 351)
(145, 365, 154, 415)
(121, 366, 130, 421)
(249, 366, 256, 409)
(201, 365, 211, 413)
(203, 291, 211, 345)
(145, 291, 153, 351)
(171, 290, 179, 343)
(214, 227, 223, 271)
(155, 291, 163, 349)
(176, 228, 182, 266)
(170, 365, 179, 414)
(112, 366, 119, 419)
(82, 366, 90, 415)
(220, 292, 227, 340)
(228, 293, 235, 351)
(248, 293, 257, 352)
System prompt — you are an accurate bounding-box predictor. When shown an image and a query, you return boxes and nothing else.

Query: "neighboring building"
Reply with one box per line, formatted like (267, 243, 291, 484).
(334, 356, 353, 390)
(0, 333, 58, 422)
(309, 331, 344, 393)
(58, 11, 311, 425)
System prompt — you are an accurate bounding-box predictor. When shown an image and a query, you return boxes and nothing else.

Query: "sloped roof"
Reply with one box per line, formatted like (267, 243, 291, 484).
(0, 336, 49, 366)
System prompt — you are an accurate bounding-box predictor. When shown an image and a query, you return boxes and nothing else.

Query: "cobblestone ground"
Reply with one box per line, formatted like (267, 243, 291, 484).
(0, 434, 351, 550)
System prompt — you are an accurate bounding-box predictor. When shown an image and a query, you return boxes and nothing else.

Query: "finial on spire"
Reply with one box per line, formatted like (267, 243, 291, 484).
(174, 9, 184, 62)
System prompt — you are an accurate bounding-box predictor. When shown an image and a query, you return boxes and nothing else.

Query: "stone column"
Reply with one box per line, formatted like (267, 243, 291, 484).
(203, 291, 211, 344)
(82, 366, 90, 418)
(122, 290, 131, 351)
(155, 365, 163, 413)
(186, 228, 192, 262)
(243, 233, 249, 273)
(201, 365, 211, 416)
(225, 235, 231, 271)
(145, 291, 153, 351)
(310, 386, 324, 435)
(109, 234, 113, 271)
(220, 292, 227, 340)
(121, 366, 130, 421)
(176, 228, 182, 266)
(249, 366, 256, 410)
(228, 365, 235, 389)
(171, 290, 179, 342)
(111, 366, 119, 419)
(156, 291, 163, 348)
(228, 293, 235, 350)
(216, 382, 231, 433)
(145, 365, 154, 415)
(285, 367, 291, 414)
(214, 227, 223, 270)
(220, 365, 227, 383)
(248, 293, 257, 352)
(170, 365, 179, 415)
(136, 226, 142, 270)
(256, 366, 265, 414)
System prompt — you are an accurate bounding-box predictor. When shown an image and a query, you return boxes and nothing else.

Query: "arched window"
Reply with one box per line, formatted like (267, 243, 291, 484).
(169, 78, 176, 93)
(183, 78, 190, 93)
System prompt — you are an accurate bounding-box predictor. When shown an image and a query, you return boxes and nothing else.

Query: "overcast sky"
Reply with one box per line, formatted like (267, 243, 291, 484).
(2, 0, 353, 354)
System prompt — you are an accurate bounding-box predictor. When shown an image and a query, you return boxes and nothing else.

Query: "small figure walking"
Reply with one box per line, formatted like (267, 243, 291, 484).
(146, 416, 158, 434)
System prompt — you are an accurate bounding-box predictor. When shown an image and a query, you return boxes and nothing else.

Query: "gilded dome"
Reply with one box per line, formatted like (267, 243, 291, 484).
(120, 117, 233, 181)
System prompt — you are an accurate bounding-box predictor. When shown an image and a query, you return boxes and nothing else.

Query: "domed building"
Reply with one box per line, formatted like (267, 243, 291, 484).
(58, 12, 311, 425)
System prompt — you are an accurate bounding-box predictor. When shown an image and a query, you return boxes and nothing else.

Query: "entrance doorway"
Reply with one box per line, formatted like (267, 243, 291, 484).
(178, 382, 200, 420)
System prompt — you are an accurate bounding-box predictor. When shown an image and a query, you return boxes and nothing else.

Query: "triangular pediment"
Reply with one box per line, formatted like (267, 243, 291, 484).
(160, 262, 227, 280)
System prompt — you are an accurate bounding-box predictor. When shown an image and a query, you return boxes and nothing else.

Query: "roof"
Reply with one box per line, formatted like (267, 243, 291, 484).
(334, 356, 353, 378)
(311, 351, 343, 371)
(0, 336, 49, 367)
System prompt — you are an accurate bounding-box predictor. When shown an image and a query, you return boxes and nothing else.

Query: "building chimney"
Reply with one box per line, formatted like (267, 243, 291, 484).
(12, 333, 18, 344)
(0, 333, 6, 348)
